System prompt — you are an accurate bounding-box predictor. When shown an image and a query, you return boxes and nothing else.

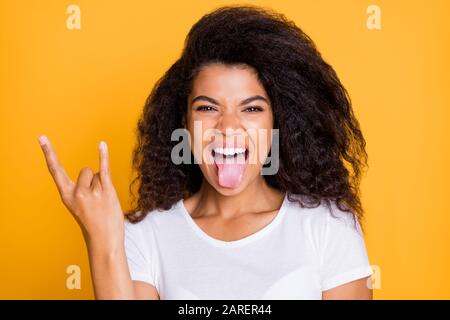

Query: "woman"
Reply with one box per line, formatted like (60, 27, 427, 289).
(38, 5, 373, 299)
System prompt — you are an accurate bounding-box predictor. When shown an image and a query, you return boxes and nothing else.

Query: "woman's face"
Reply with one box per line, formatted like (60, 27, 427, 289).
(185, 63, 274, 196)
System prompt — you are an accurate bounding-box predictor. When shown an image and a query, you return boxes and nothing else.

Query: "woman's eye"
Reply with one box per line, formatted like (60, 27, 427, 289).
(243, 106, 263, 112)
(196, 105, 217, 111)
(195, 105, 262, 112)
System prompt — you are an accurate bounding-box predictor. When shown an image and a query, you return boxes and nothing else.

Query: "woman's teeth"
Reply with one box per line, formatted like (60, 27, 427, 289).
(213, 147, 246, 157)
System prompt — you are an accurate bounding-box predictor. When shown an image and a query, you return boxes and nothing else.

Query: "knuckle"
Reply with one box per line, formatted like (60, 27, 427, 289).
(47, 164, 57, 174)
(80, 167, 93, 174)
(106, 188, 118, 199)
(41, 145, 50, 155)
(74, 189, 86, 199)
(91, 190, 101, 198)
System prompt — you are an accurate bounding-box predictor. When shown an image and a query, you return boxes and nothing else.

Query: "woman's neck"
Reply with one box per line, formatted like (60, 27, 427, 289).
(185, 176, 285, 219)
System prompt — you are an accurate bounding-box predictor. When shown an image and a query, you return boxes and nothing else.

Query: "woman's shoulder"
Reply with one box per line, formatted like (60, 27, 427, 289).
(124, 200, 184, 231)
(285, 194, 360, 232)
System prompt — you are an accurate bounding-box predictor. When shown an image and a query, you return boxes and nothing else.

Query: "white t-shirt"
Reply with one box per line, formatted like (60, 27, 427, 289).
(124, 193, 373, 299)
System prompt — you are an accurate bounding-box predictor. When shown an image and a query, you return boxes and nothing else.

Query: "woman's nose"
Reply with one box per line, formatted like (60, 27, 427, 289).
(216, 111, 242, 133)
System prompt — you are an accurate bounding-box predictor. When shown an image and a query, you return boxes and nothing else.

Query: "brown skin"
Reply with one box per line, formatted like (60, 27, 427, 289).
(184, 63, 284, 229)
(38, 62, 371, 300)
(322, 277, 373, 299)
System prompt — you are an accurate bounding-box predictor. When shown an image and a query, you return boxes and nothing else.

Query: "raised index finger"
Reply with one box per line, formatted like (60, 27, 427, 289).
(38, 135, 74, 194)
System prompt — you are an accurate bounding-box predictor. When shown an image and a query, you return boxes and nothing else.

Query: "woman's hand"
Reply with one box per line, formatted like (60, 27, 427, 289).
(38, 135, 124, 252)
(38, 135, 138, 299)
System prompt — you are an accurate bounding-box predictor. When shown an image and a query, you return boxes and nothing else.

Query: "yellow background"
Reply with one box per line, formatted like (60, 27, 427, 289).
(1, 0, 449, 299)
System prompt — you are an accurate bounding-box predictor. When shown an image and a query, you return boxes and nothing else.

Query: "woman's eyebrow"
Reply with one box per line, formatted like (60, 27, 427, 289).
(190, 95, 269, 106)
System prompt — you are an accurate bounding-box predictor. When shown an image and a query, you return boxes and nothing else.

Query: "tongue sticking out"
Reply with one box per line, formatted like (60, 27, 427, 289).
(214, 153, 246, 188)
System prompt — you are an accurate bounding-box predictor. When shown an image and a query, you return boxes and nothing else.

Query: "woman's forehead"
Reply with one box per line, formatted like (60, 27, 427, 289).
(189, 64, 268, 104)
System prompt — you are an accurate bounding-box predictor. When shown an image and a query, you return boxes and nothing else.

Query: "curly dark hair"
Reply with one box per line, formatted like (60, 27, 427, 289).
(124, 4, 368, 232)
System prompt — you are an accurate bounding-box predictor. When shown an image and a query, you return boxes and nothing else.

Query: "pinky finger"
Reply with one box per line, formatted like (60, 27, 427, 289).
(98, 140, 112, 188)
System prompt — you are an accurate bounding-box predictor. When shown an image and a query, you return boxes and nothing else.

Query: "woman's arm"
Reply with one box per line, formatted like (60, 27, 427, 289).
(85, 238, 136, 299)
(86, 239, 160, 299)
(133, 281, 160, 300)
(322, 276, 372, 300)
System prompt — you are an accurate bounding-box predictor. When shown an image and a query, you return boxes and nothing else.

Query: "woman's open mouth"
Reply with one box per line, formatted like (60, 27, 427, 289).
(210, 146, 249, 188)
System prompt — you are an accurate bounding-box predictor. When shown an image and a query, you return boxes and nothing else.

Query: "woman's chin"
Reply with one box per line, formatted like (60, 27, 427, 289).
(214, 177, 247, 195)
(212, 183, 248, 196)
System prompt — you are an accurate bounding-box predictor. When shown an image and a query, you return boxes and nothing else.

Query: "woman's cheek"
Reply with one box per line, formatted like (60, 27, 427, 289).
(243, 121, 273, 167)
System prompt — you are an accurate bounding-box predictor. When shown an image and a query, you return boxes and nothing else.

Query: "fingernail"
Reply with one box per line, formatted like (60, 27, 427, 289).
(38, 135, 48, 146)
(99, 141, 107, 150)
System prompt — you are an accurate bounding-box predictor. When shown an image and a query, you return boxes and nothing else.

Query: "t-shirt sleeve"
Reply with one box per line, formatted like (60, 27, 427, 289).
(123, 218, 156, 287)
(319, 204, 373, 291)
